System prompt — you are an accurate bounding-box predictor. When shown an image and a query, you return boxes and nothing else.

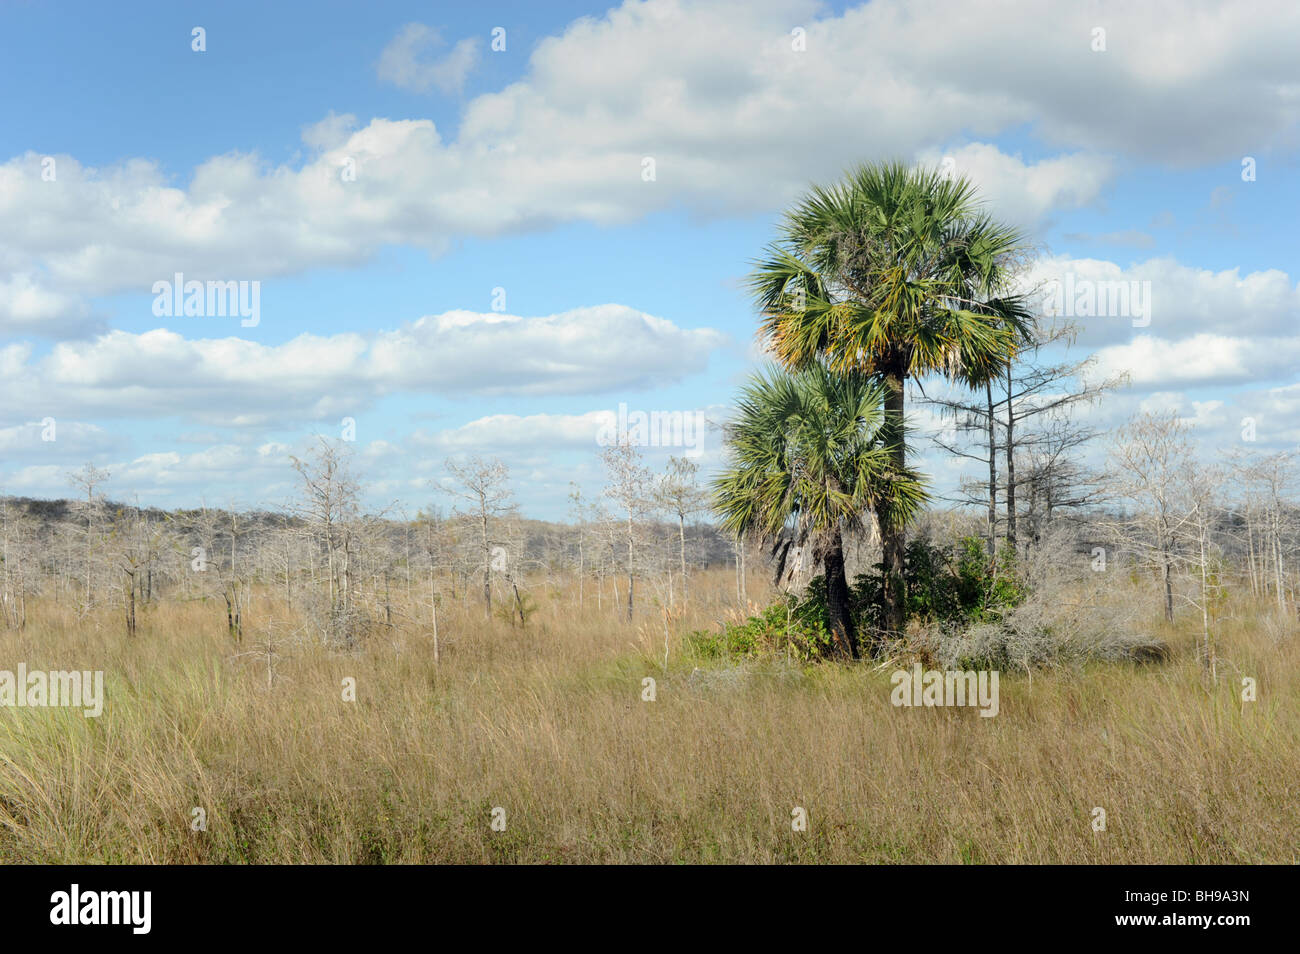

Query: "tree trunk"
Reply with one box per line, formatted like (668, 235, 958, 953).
(1162, 557, 1174, 623)
(985, 379, 997, 558)
(125, 571, 136, 637)
(879, 369, 907, 636)
(739, 538, 747, 607)
(1198, 516, 1214, 681)
(513, 579, 526, 627)
(734, 538, 741, 603)
(1272, 507, 1285, 614)
(823, 535, 858, 659)
(1004, 360, 1017, 548)
(481, 511, 491, 620)
(678, 513, 688, 606)
(577, 539, 584, 609)
(626, 512, 635, 622)
(1245, 507, 1258, 596)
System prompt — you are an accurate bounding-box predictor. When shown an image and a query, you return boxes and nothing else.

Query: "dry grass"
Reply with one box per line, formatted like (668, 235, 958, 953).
(0, 570, 1296, 863)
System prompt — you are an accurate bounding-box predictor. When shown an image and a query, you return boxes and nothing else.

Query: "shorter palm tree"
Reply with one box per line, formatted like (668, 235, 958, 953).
(713, 363, 927, 658)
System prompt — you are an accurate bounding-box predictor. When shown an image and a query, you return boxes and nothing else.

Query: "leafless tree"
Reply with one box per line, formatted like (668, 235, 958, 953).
(1103, 411, 1195, 623)
(0, 496, 36, 630)
(926, 322, 1123, 554)
(653, 456, 709, 608)
(67, 462, 110, 611)
(1175, 460, 1226, 680)
(291, 438, 363, 647)
(442, 456, 516, 620)
(600, 441, 653, 621)
(1233, 451, 1298, 615)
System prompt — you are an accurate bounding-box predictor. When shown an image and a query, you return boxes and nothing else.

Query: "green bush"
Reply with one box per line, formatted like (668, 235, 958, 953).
(854, 536, 1025, 629)
(691, 535, 1030, 663)
(686, 585, 833, 662)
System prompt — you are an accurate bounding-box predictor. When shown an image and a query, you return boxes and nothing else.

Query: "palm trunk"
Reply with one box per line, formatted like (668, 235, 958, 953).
(823, 534, 858, 659)
(879, 369, 907, 637)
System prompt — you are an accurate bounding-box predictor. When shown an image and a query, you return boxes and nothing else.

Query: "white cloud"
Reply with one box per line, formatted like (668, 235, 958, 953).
(376, 24, 481, 95)
(0, 419, 117, 459)
(916, 144, 1114, 229)
(1025, 256, 1300, 347)
(8, 0, 1295, 335)
(301, 112, 359, 151)
(413, 411, 614, 453)
(0, 273, 99, 337)
(0, 305, 726, 426)
(1094, 334, 1300, 388)
(413, 402, 728, 456)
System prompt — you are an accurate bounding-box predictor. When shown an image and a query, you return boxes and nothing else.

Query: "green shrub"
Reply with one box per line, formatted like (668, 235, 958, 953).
(686, 587, 833, 662)
(691, 536, 1029, 663)
(854, 536, 1026, 630)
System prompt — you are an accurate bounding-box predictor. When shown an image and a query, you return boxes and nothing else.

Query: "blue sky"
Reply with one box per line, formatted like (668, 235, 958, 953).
(1, 0, 1297, 518)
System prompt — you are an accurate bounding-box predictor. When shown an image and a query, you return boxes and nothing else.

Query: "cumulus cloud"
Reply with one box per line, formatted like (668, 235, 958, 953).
(0, 305, 726, 426)
(1024, 256, 1300, 347)
(0, 273, 100, 337)
(412, 411, 614, 453)
(0, 419, 118, 460)
(916, 143, 1114, 229)
(0, 436, 342, 505)
(376, 24, 481, 94)
(6, 0, 1295, 336)
(413, 402, 729, 456)
(1093, 334, 1300, 388)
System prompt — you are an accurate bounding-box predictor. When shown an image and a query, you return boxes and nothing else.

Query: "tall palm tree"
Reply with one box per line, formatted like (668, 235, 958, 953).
(747, 161, 1033, 636)
(713, 363, 926, 658)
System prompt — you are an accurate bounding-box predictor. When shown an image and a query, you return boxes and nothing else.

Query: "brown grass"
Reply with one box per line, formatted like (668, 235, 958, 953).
(0, 570, 1296, 863)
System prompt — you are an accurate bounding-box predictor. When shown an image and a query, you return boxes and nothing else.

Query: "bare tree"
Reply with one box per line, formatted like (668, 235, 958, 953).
(601, 441, 652, 622)
(0, 496, 36, 630)
(568, 483, 590, 609)
(291, 438, 363, 646)
(653, 456, 709, 608)
(106, 499, 150, 638)
(67, 462, 110, 611)
(1103, 411, 1194, 623)
(442, 456, 516, 620)
(1176, 460, 1226, 680)
(925, 322, 1122, 553)
(1235, 451, 1297, 615)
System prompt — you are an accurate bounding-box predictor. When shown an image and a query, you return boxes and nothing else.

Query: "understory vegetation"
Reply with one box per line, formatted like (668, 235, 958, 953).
(690, 533, 1169, 671)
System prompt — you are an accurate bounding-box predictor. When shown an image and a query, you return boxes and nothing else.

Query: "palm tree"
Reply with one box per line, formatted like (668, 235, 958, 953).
(747, 161, 1034, 636)
(713, 363, 926, 658)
